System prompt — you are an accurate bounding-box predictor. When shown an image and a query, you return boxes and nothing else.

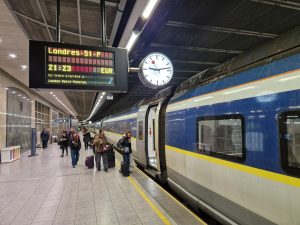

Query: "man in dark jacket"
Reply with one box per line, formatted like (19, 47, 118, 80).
(40, 128, 49, 149)
(83, 128, 91, 150)
(117, 131, 132, 169)
(70, 132, 81, 168)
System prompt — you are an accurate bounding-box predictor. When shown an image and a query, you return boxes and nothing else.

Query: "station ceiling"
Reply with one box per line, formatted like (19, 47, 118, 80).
(5, 0, 300, 121)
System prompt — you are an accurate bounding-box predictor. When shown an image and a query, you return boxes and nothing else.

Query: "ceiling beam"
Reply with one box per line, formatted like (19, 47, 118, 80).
(35, 0, 53, 41)
(249, 0, 300, 11)
(77, 0, 82, 44)
(13, 10, 109, 42)
(150, 43, 243, 54)
(172, 60, 219, 66)
(108, 0, 127, 46)
(86, 0, 118, 7)
(166, 21, 278, 38)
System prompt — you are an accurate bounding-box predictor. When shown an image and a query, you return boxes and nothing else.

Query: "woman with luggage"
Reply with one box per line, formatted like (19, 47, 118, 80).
(117, 131, 132, 174)
(93, 129, 109, 172)
(59, 130, 69, 157)
(70, 132, 81, 168)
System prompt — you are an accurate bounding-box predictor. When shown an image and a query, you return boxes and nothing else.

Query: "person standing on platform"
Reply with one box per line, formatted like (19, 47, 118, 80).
(70, 132, 81, 168)
(117, 131, 132, 171)
(59, 130, 69, 157)
(93, 129, 108, 172)
(83, 128, 91, 150)
(40, 128, 49, 149)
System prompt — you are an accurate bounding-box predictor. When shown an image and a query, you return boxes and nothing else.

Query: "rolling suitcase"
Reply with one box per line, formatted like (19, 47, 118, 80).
(107, 145, 115, 168)
(121, 161, 129, 177)
(85, 155, 94, 169)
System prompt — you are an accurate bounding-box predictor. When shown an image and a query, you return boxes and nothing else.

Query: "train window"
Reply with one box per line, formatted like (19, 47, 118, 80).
(197, 115, 245, 161)
(279, 112, 300, 175)
(138, 121, 143, 140)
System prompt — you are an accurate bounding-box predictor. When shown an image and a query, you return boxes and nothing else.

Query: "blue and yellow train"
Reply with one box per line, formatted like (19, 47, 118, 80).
(93, 51, 300, 225)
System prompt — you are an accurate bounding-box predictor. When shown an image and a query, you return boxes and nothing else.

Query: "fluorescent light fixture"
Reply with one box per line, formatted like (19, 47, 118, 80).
(50, 92, 53, 94)
(126, 32, 139, 52)
(8, 53, 16, 59)
(53, 94, 56, 97)
(0, 38, 2, 43)
(279, 74, 300, 82)
(141, 0, 158, 19)
(12, 91, 16, 94)
(18, 94, 21, 97)
(224, 86, 256, 95)
(21, 65, 27, 70)
(102, 92, 106, 95)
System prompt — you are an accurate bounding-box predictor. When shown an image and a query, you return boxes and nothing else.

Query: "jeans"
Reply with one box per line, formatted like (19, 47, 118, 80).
(84, 142, 89, 150)
(71, 149, 79, 166)
(95, 151, 108, 171)
(123, 153, 130, 168)
(61, 145, 68, 155)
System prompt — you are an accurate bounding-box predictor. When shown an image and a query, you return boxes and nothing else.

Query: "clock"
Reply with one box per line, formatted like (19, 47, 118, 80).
(138, 52, 173, 89)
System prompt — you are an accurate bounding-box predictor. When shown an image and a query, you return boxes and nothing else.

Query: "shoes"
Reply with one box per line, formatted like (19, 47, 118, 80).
(104, 169, 108, 172)
(61, 155, 63, 157)
(72, 166, 75, 168)
(97, 169, 100, 171)
(66, 154, 68, 156)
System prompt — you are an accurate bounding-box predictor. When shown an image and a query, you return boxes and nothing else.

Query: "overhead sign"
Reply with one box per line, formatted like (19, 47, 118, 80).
(29, 40, 128, 92)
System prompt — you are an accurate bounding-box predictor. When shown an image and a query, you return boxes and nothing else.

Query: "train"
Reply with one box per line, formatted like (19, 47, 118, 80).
(90, 50, 300, 225)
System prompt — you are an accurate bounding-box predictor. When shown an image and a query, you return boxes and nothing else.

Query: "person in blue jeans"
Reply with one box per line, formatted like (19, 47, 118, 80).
(117, 131, 132, 171)
(70, 132, 81, 168)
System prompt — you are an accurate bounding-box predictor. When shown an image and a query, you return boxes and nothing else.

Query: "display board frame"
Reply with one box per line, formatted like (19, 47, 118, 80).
(29, 40, 128, 92)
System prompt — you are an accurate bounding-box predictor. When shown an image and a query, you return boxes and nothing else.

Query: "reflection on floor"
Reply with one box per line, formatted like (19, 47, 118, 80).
(0, 144, 168, 225)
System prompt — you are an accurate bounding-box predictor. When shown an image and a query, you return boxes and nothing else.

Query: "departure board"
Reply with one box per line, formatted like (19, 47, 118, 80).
(29, 40, 128, 92)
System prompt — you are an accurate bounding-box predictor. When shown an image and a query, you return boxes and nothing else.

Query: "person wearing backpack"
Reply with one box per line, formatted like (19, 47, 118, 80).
(82, 128, 91, 150)
(70, 132, 81, 168)
(93, 129, 108, 172)
(117, 131, 132, 173)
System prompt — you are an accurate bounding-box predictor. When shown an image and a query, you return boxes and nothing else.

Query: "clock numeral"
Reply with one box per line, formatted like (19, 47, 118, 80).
(162, 57, 164, 61)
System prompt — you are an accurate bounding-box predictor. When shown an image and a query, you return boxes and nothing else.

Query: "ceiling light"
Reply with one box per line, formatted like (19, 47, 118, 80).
(53, 94, 56, 97)
(102, 92, 106, 95)
(50, 92, 53, 94)
(126, 31, 139, 52)
(8, 53, 17, 59)
(22, 96, 26, 99)
(21, 65, 27, 70)
(141, 0, 158, 19)
(0, 38, 2, 43)
(5, 88, 8, 90)
(12, 91, 16, 94)
(18, 94, 21, 97)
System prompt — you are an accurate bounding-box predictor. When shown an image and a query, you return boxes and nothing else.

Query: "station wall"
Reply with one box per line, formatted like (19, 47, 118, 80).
(0, 69, 68, 152)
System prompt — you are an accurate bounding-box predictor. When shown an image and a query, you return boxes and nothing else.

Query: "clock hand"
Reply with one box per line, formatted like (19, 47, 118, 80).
(148, 67, 159, 71)
(158, 67, 171, 70)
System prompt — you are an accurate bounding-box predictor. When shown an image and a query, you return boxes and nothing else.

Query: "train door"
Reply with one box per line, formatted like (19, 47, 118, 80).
(147, 106, 158, 168)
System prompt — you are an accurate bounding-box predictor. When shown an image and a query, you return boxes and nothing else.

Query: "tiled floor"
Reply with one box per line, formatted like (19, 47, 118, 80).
(0, 143, 170, 225)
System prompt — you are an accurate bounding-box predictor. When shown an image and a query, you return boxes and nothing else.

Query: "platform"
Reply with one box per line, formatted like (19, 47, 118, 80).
(0, 143, 206, 225)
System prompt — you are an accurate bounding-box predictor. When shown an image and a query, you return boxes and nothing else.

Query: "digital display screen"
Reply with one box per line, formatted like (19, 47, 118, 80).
(29, 40, 128, 92)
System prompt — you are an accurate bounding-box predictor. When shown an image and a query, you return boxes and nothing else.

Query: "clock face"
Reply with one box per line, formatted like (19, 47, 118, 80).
(139, 52, 173, 89)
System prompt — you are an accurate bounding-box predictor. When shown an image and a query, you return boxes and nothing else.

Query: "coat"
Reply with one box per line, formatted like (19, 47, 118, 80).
(93, 134, 107, 152)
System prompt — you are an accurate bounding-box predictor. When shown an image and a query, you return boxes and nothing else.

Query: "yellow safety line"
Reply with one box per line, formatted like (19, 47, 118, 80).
(128, 176, 172, 225)
(136, 169, 207, 225)
(166, 145, 300, 188)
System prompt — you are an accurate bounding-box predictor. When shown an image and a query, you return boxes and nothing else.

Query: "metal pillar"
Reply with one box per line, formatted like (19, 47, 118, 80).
(56, 0, 61, 42)
(101, 0, 106, 46)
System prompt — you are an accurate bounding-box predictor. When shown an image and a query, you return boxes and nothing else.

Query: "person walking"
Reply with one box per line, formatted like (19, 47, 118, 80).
(83, 128, 91, 150)
(59, 130, 69, 157)
(70, 132, 81, 168)
(40, 128, 49, 149)
(117, 131, 132, 171)
(93, 129, 108, 172)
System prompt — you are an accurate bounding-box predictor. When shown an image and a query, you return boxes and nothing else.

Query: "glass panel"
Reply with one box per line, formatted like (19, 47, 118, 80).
(198, 117, 243, 158)
(285, 116, 300, 168)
